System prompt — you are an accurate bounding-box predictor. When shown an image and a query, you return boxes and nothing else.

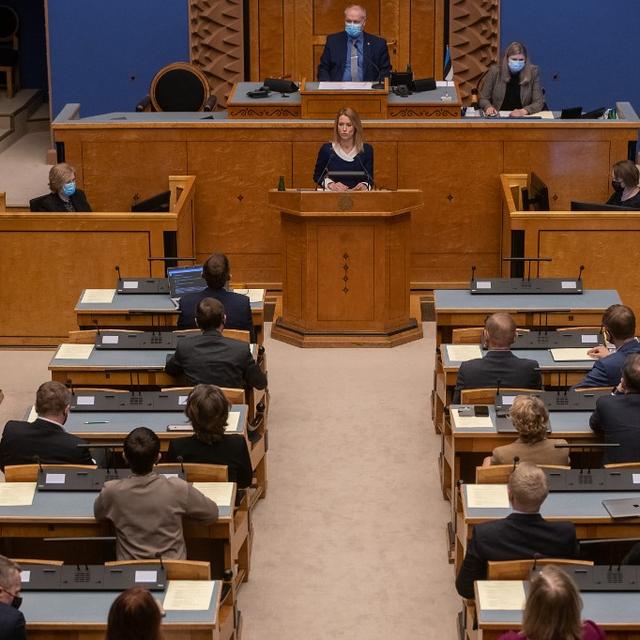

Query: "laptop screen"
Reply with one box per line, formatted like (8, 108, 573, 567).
(167, 266, 206, 298)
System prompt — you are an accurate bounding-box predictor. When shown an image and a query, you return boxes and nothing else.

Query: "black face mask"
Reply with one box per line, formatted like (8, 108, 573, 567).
(612, 180, 624, 192)
(11, 595, 21, 610)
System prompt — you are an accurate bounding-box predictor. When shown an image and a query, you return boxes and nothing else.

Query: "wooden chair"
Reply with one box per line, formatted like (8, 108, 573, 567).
(105, 559, 210, 580)
(604, 462, 640, 469)
(156, 462, 228, 482)
(67, 329, 143, 344)
(172, 328, 250, 343)
(73, 388, 128, 393)
(574, 386, 614, 393)
(0, 6, 20, 98)
(487, 558, 593, 580)
(476, 464, 570, 484)
(12, 559, 63, 567)
(557, 326, 601, 333)
(4, 464, 97, 482)
(459, 388, 540, 405)
(452, 328, 484, 344)
(161, 386, 245, 404)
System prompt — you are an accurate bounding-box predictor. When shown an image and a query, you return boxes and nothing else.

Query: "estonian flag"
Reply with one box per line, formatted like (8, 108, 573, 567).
(444, 45, 453, 82)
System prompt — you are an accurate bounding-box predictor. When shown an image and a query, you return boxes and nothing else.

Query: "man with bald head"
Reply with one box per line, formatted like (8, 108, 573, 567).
(452, 312, 541, 403)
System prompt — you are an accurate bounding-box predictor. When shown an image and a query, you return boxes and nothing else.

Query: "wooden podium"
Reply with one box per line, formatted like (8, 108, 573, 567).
(269, 189, 423, 347)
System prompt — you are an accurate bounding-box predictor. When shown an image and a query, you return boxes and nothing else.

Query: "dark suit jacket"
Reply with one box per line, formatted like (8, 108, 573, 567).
(0, 418, 93, 470)
(455, 512, 577, 599)
(313, 143, 374, 188)
(29, 189, 92, 212)
(0, 603, 26, 640)
(577, 339, 640, 388)
(167, 434, 253, 488)
(590, 392, 640, 464)
(452, 350, 542, 403)
(165, 329, 267, 390)
(317, 31, 391, 82)
(177, 287, 255, 341)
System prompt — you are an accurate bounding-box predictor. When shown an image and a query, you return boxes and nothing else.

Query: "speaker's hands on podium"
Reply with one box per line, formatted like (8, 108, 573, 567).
(327, 181, 349, 192)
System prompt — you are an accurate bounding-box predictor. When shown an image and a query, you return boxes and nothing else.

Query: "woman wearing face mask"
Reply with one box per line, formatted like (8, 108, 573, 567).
(478, 41, 544, 117)
(607, 159, 640, 208)
(30, 162, 92, 212)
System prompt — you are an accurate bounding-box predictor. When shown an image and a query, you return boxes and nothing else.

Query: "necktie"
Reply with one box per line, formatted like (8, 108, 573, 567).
(350, 40, 358, 81)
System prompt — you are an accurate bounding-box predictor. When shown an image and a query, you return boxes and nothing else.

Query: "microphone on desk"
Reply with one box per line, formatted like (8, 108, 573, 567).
(65, 380, 75, 396)
(576, 264, 585, 283)
(33, 455, 43, 474)
(470, 265, 476, 287)
(355, 154, 375, 190)
(363, 45, 386, 90)
(93, 319, 101, 338)
(154, 551, 165, 571)
(177, 455, 185, 476)
(115, 265, 122, 281)
(512, 456, 520, 472)
(532, 552, 541, 571)
(315, 149, 336, 189)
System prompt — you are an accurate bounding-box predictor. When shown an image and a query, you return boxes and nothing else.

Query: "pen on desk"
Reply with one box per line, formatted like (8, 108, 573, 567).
(84, 420, 110, 424)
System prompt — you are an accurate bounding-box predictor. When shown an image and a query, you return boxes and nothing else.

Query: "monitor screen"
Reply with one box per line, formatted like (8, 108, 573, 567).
(571, 201, 640, 212)
(131, 191, 171, 212)
(167, 266, 205, 297)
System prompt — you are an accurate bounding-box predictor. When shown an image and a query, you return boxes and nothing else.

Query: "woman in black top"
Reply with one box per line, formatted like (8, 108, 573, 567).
(607, 159, 640, 208)
(30, 162, 92, 212)
(166, 384, 253, 488)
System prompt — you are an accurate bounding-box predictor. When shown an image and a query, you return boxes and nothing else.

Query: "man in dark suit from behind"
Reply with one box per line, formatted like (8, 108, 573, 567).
(317, 4, 391, 82)
(452, 312, 541, 403)
(0, 381, 93, 470)
(177, 252, 255, 341)
(455, 462, 577, 599)
(166, 297, 267, 391)
(0, 555, 25, 640)
(589, 353, 640, 464)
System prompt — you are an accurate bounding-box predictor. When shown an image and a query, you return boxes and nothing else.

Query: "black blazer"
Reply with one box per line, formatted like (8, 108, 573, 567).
(453, 350, 542, 403)
(29, 189, 92, 212)
(177, 287, 255, 341)
(590, 393, 640, 464)
(0, 418, 93, 470)
(166, 434, 253, 488)
(165, 329, 267, 390)
(0, 603, 25, 640)
(455, 513, 577, 599)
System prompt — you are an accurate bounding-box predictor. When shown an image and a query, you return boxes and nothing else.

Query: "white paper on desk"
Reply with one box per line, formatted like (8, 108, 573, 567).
(81, 289, 115, 304)
(163, 580, 214, 611)
(466, 484, 509, 509)
(234, 288, 264, 303)
(27, 405, 37, 422)
(451, 409, 492, 428)
(533, 110, 555, 119)
(55, 344, 94, 360)
(225, 411, 240, 432)
(318, 81, 373, 90)
(550, 348, 594, 362)
(446, 345, 482, 362)
(192, 482, 234, 507)
(477, 581, 526, 610)
(0, 482, 36, 506)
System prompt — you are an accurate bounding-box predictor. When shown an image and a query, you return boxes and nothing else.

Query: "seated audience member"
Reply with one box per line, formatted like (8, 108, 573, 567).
(177, 252, 255, 340)
(94, 427, 218, 560)
(166, 298, 267, 390)
(589, 353, 640, 464)
(497, 565, 605, 640)
(0, 555, 25, 640)
(106, 587, 162, 640)
(455, 462, 577, 599)
(577, 304, 640, 388)
(483, 395, 569, 466)
(479, 41, 544, 117)
(452, 313, 541, 403)
(607, 159, 640, 208)
(30, 162, 92, 212)
(166, 384, 253, 488)
(0, 381, 93, 470)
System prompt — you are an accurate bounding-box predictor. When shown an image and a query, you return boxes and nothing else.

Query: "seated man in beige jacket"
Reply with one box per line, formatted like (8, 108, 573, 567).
(94, 427, 219, 560)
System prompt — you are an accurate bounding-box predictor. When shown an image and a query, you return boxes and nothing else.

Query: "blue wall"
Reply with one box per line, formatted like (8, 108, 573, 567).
(48, 0, 190, 118)
(501, 0, 640, 112)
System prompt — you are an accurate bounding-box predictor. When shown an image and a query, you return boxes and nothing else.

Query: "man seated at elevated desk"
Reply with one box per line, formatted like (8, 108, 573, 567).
(455, 463, 577, 599)
(177, 252, 255, 342)
(590, 353, 640, 465)
(0, 381, 93, 469)
(317, 4, 391, 82)
(94, 427, 219, 560)
(577, 304, 640, 388)
(452, 313, 541, 403)
(166, 298, 267, 390)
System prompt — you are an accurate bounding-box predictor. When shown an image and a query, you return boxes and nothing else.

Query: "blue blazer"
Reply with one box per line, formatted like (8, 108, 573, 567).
(577, 339, 640, 388)
(0, 602, 26, 640)
(317, 31, 391, 82)
(313, 143, 374, 189)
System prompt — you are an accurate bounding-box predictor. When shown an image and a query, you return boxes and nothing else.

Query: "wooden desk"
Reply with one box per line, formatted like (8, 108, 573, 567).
(0, 176, 196, 347)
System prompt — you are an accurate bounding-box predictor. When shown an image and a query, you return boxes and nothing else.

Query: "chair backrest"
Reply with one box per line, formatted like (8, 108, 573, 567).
(222, 329, 251, 343)
(156, 462, 228, 482)
(12, 558, 63, 567)
(487, 558, 594, 580)
(476, 464, 570, 484)
(150, 63, 210, 112)
(105, 559, 210, 580)
(0, 6, 19, 45)
(459, 388, 540, 405)
(557, 326, 601, 333)
(4, 464, 97, 482)
(604, 462, 640, 469)
(452, 328, 484, 344)
(574, 386, 614, 393)
(161, 386, 245, 404)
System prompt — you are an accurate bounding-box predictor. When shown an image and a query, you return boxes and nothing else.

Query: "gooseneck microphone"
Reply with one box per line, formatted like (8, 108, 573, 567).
(315, 148, 336, 189)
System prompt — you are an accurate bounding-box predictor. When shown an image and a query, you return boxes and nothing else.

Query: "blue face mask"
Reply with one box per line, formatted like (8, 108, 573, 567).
(508, 59, 525, 74)
(345, 23, 362, 38)
(62, 181, 76, 197)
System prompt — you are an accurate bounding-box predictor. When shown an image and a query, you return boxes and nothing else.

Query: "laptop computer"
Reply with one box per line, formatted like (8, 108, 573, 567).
(602, 497, 640, 519)
(167, 265, 206, 298)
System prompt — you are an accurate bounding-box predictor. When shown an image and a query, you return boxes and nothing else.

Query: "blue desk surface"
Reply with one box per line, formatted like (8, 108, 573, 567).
(21, 580, 220, 625)
(434, 289, 621, 312)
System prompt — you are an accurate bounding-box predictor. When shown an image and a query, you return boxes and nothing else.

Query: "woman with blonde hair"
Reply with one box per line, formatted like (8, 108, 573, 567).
(313, 107, 373, 191)
(30, 162, 92, 212)
(479, 41, 544, 117)
(483, 395, 569, 466)
(498, 565, 605, 640)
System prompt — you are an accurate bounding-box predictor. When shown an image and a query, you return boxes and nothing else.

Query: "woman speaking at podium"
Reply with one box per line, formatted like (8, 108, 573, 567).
(313, 107, 373, 191)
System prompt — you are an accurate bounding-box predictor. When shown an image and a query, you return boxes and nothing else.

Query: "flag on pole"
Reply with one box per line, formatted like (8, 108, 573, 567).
(444, 45, 453, 81)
